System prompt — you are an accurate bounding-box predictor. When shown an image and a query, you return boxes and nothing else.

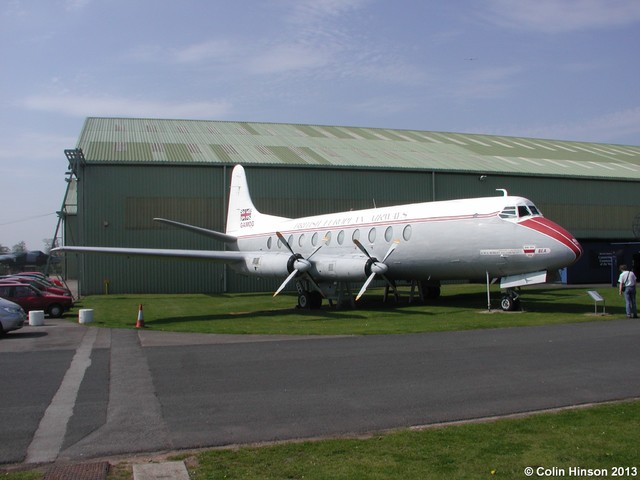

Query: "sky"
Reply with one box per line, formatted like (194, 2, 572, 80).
(1, 0, 640, 250)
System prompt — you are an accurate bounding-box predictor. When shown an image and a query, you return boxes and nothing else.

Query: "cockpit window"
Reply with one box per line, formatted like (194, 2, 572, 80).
(500, 204, 542, 219)
(518, 205, 530, 218)
(499, 206, 517, 219)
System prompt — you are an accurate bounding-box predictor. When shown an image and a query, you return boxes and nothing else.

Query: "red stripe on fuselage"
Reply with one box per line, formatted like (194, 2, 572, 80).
(520, 217, 583, 262)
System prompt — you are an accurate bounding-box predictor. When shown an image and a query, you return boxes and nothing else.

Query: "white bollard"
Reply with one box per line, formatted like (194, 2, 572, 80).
(29, 310, 45, 326)
(78, 309, 94, 324)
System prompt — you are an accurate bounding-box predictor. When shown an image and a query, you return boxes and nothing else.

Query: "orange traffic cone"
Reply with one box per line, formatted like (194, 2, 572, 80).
(136, 304, 145, 328)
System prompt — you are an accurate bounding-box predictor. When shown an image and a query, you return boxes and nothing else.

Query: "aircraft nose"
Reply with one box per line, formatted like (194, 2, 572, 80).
(520, 217, 583, 265)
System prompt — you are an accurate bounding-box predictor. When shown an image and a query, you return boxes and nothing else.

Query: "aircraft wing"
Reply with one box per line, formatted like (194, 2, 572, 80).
(153, 218, 237, 243)
(52, 246, 247, 263)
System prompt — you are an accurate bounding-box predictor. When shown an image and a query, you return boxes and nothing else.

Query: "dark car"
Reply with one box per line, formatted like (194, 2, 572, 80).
(0, 282, 73, 318)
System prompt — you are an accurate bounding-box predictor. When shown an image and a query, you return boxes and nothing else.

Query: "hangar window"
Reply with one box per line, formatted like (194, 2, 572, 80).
(403, 225, 412, 241)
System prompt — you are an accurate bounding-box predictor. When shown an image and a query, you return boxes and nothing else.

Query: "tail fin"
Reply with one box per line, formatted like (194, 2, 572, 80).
(225, 165, 289, 235)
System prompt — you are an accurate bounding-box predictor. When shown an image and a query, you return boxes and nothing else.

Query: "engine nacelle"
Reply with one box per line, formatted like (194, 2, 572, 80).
(233, 252, 291, 277)
(310, 257, 369, 281)
(232, 253, 371, 282)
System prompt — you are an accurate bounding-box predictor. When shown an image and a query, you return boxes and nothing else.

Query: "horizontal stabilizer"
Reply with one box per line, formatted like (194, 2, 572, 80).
(153, 218, 237, 243)
(52, 246, 246, 263)
(500, 271, 547, 289)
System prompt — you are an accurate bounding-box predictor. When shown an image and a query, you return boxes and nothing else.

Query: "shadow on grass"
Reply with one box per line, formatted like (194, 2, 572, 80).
(148, 300, 439, 326)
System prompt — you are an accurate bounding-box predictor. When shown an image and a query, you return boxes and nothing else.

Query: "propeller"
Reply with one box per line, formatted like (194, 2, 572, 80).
(353, 239, 399, 301)
(273, 232, 325, 297)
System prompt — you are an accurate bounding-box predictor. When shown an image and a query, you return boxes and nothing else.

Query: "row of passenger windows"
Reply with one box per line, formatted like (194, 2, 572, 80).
(267, 224, 413, 250)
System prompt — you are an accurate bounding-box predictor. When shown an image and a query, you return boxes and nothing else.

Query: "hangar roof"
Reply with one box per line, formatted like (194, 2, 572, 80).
(76, 117, 640, 180)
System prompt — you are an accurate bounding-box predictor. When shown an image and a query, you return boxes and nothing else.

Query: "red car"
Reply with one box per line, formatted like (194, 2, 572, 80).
(0, 275, 71, 297)
(0, 282, 73, 318)
(16, 272, 65, 287)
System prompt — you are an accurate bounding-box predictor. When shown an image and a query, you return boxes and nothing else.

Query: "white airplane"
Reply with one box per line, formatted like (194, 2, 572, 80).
(54, 165, 582, 310)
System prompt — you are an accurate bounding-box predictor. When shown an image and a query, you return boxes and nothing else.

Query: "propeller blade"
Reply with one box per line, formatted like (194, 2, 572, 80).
(276, 231, 295, 256)
(307, 238, 327, 260)
(382, 239, 400, 262)
(356, 272, 377, 301)
(353, 238, 371, 259)
(273, 269, 299, 297)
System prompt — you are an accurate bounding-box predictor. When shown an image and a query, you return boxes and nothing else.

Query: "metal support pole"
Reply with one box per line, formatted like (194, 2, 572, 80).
(486, 271, 491, 311)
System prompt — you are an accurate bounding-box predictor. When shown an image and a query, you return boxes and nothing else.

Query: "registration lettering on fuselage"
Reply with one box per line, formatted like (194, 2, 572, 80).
(480, 247, 551, 257)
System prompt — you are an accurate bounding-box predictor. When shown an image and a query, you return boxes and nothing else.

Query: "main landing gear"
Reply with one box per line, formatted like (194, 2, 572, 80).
(296, 288, 323, 309)
(500, 288, 521, 311)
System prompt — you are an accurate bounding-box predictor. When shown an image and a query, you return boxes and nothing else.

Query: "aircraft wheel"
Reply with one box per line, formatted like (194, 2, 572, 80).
(298, 291, 323, 309)
(298, 292, 311, 309)
(500, 295, 520, 312)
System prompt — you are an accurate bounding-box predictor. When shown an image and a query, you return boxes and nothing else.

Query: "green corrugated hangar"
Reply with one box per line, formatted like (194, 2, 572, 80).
(59, 117, 640, 295)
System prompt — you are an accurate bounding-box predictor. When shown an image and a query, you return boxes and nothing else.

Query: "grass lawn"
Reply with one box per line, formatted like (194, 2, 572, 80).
(70, 283, 624, 335)
(186, 400, 640, 480)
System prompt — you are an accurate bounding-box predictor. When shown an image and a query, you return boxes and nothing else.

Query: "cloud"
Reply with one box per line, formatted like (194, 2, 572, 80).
(482, 0, 640, 33)
(545, 107, 640, 143)
(22, 94, 233, 120)
(0, 131, 76, 162)
(286, 0, 370, 25)
(247, 43, 332, 74)
(450, 66, 524, 100)
(65, 0, 91, 11)
(171, 40, 233, 64)
(484, 107, 640, 144)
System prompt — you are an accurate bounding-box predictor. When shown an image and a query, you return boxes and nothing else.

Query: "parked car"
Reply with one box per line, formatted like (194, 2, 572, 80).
(0, 297, 26, 335)
(0, 275, 71, 296)
(0, 282, 73, 318)
(15, 272, 65, 287)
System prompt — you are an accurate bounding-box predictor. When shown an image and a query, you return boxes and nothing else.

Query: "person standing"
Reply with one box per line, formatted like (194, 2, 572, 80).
(618, 264, 638, 318)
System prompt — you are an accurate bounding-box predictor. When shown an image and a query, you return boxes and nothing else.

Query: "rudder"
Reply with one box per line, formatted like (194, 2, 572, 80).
(225, 165, 288, 235)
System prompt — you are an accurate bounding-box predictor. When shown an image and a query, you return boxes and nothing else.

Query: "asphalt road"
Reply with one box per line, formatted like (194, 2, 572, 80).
(1, 317, 639, 465)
